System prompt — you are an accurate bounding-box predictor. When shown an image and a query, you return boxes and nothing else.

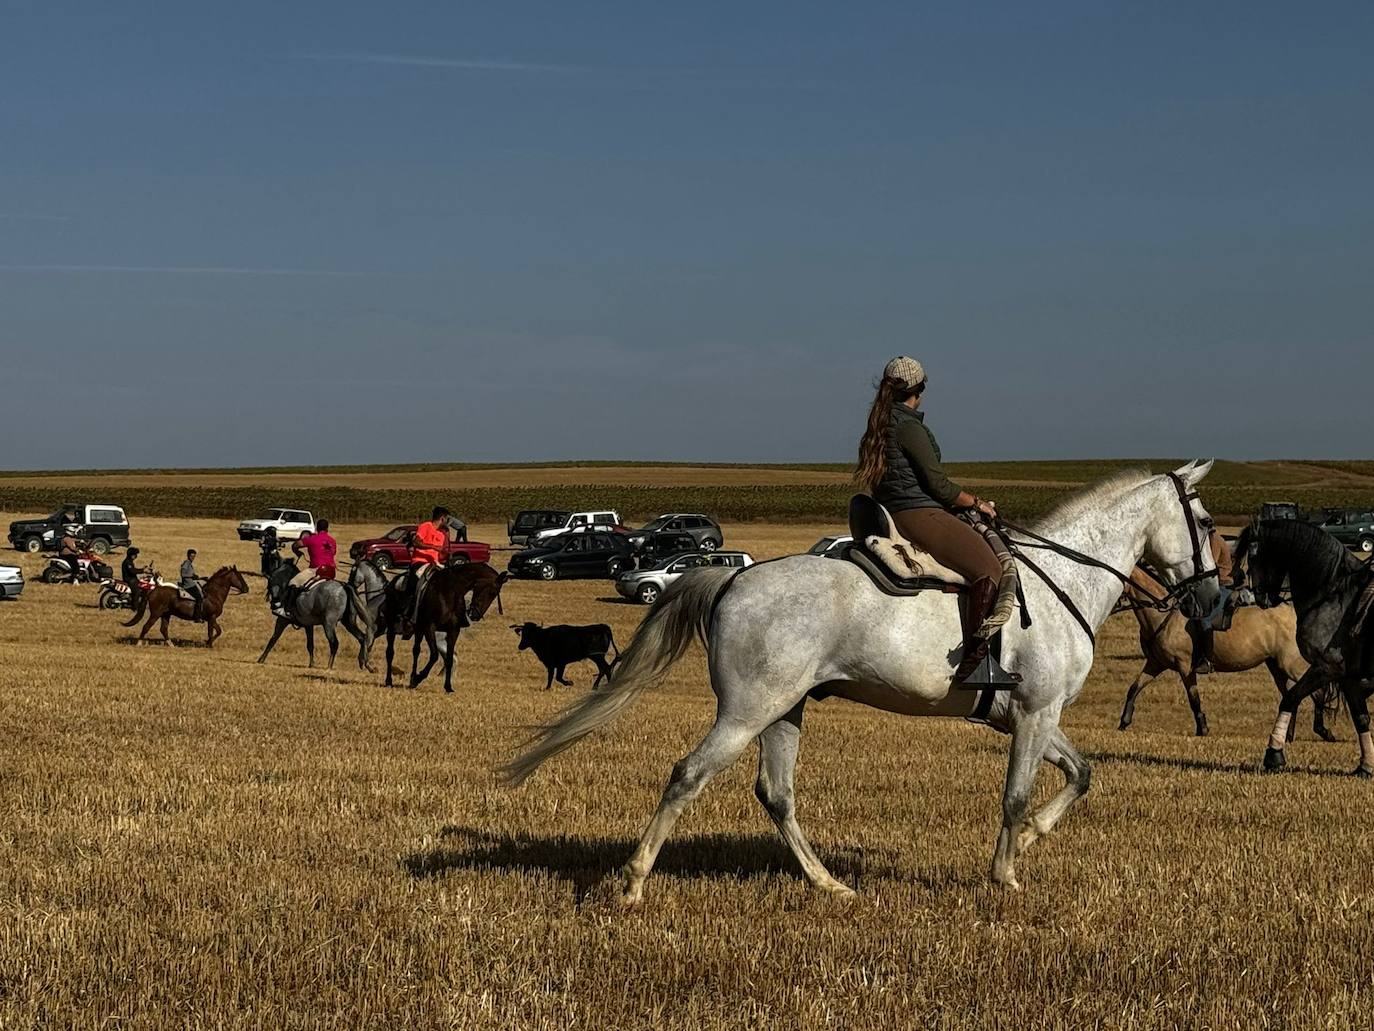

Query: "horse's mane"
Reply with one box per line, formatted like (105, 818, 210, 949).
(1254, 518, 1363, 583)
(1032, 467, 1155, 532)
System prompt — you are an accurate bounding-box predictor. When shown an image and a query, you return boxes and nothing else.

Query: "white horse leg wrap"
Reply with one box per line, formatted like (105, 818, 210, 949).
(1268, 711, 1292, 752)
(1359, 731, 1374, 769)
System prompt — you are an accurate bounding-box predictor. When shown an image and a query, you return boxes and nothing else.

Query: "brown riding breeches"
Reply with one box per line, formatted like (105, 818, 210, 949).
(890, 508, 1002, 584)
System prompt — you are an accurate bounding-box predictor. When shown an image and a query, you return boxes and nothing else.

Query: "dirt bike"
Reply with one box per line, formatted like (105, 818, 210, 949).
(41, 550, 112, 585)
(98, 566, 165, 610)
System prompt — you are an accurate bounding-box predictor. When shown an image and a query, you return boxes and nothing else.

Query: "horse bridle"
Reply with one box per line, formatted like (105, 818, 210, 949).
(995, 472, 1218, 642)
(1164, 471, 1220, 600)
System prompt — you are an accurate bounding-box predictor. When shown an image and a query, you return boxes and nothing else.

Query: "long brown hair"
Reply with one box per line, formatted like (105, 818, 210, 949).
(854, 376, 923, 492)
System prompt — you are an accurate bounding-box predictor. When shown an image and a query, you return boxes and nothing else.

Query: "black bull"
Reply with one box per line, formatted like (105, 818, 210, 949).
(513, 621, 620, 690)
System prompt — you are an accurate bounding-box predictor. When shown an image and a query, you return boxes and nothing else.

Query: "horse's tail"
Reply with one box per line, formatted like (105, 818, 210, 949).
(122, 588, 150, 627)
(345, 582, 373, 635)
(500, 567, 737, 786)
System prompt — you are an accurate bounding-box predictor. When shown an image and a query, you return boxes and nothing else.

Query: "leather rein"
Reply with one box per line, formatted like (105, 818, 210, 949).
(993, 473, 1218, 644)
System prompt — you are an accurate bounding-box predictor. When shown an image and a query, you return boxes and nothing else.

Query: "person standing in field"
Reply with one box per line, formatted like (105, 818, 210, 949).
(404, 506, 450, 627)
(180, 548, 204, 620)
(276, 519, 338, 615)
(855, 355, 1005, 685)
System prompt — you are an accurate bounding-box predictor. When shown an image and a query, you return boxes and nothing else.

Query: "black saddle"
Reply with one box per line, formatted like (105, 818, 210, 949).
(844, 495, 964, 597)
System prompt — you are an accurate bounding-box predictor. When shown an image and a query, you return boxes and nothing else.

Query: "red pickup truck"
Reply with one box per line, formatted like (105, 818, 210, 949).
(348, 526, 491, 571)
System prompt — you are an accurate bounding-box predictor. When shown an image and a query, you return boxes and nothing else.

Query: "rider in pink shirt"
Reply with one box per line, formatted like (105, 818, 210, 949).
(294, 523, 338, 578)
(275, 519, 338, 616)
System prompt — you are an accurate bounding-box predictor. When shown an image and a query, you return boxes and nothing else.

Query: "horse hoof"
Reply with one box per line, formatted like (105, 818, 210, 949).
(1320, 731, 1338, 744)
(1353, 765, 1374, 780)
(1262, 747, 1286, 772)
(1117, 721, 1130, 732)
(1196, 721, 1209, 738)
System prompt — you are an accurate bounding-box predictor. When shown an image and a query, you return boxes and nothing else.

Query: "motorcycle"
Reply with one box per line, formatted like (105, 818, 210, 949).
(97, 566, 164, 610)
(41, 550, 112, 585)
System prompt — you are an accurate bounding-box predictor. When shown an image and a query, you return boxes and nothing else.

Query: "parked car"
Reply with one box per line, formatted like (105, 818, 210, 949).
(0, 564, 23, 599)
(629, 514, 724, 553)
(349, 525, 491, 571)
(616, 550, 754, 605)
(237, 508, 314, 542)
(508, 510, 573, 546)
(7, 503, 130, 555)
(635, 531, 701, 564)
(508, 531, 635, 581)
(1311, 509, 1374, 553)
(528, 510, 628, 546)
(807, 535, 853, 558)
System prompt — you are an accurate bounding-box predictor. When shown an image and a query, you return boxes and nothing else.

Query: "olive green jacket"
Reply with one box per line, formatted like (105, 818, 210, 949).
(873, 404, 963, 512)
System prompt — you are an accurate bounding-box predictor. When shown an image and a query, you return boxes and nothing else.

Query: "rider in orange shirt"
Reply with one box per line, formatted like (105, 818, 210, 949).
(405, 506, 450, 626)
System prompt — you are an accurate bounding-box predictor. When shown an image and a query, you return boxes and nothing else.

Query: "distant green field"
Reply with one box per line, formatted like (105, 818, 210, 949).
(3, 476, 1373, 526)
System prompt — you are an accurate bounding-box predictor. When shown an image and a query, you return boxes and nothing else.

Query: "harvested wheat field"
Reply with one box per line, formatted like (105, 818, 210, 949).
(1, 515, 1371, 1029)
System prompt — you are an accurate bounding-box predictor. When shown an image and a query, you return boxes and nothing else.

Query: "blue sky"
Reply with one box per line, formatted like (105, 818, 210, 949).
(2, 1, 1371, 467)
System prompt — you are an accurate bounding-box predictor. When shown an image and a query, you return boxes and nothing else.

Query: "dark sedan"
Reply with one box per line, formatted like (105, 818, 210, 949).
(508, 531, 635, 581)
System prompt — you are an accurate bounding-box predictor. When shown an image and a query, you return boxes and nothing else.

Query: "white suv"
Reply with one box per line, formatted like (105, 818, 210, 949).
(529, 510, 624, 545)
(237, 508, 314, 542)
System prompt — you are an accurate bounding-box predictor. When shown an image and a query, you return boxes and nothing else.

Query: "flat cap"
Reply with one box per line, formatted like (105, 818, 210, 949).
(883, 355, 926, 389)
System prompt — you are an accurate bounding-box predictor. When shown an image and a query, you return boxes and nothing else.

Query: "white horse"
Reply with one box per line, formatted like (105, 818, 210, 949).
(504, 462, 1221, 903)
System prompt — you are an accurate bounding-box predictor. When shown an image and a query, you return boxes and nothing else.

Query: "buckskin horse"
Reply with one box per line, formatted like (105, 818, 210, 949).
(377, 563, 510, 692)
(123, 566, 250, 647)
(1116, 564, 1336, 741)
(504, 463, 1221, 903)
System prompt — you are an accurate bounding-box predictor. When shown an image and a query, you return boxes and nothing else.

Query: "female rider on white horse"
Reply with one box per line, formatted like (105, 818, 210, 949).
(856, 355, 1004, 684)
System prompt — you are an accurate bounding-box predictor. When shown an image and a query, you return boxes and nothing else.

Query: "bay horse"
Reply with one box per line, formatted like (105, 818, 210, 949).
(1236, 519, 1374, 776)
(1116, 565, 1335, 740)
(376, 563, 510, 692)
(504, 462, 1221, 903)
(123, 566, 249, 647)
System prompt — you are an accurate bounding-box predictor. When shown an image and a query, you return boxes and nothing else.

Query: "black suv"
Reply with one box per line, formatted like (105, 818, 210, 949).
(8, 503, 131, 555)
(629, 513, 723, 555)
(1310, 508, 1374, 553)
(508, 531, 635, 581)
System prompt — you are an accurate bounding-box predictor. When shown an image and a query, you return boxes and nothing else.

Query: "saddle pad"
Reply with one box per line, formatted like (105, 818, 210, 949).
(862, 534, 966, 585)
(843, 544, 963, 597)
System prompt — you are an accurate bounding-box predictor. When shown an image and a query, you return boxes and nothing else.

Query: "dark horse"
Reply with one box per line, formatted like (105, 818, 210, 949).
(1236, 520, 1374, 776)
(123, 566, 250, 647)
(375, 563, 509, 692)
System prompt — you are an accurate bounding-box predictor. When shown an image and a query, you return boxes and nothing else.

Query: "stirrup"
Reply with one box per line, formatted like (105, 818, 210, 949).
(953, 650, 1021, 689)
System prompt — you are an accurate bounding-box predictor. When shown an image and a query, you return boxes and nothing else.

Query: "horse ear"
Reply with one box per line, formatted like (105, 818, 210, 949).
(1174, 459, 1214, 486)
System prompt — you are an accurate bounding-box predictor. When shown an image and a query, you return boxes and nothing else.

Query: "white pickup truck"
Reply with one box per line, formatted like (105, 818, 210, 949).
(237, 508, 314, 542)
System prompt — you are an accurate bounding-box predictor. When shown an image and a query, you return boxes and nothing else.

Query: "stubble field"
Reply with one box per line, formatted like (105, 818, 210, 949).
(1, 509, 1372, 1028)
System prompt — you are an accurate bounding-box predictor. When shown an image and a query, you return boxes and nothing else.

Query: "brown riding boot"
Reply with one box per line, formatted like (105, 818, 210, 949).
(952, 576, 1000, 687)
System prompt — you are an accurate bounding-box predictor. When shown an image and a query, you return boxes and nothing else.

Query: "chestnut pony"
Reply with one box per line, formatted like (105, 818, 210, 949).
(123, 566, 249, 647)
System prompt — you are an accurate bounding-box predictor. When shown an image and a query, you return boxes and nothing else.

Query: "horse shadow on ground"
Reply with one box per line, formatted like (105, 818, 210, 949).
(112, 635, 212, 648)
(401, 825, 901, 902)
(1085, 747, 1357, 779)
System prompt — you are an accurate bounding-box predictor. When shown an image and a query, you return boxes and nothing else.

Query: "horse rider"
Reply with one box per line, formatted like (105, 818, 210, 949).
(856, 356, 1004, 685)
(1189, 523, 1237, 675)
(276, 519, 338, 616)
(180, 548, 205, 620)
(259, 526, 282, 578)
(405, 506, 450, 626)
(57, 530, 85, 580)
